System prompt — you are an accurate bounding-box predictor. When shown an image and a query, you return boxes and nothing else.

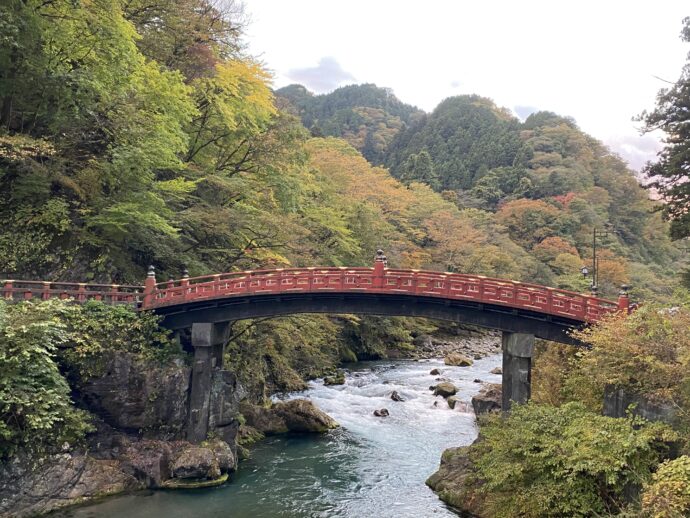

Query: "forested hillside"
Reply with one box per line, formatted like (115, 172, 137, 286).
(0, 0, 683, 315)
(281, 86, 684, 298)
(276, 83, 423, 165)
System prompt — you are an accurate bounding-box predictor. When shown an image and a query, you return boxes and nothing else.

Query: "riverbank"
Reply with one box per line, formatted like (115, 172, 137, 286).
(48, 356, 502, 517)
(0, 327, 500, 518)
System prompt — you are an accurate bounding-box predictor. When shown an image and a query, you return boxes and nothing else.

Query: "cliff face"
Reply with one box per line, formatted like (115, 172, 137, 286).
(80, 351, 192, 437)
(0, 351, 246, 518)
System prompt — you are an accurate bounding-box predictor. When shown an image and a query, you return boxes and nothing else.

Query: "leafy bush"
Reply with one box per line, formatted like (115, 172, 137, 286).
(571, 303, 690, 403)
(642, 455, 690, 517)
(0, 299, 177, 458)
(469, 402, 676, 518)
(0, 301, 92, 458)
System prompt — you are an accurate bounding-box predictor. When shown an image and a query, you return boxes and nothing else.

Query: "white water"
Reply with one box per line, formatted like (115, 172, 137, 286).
(55, 355, 502, 518)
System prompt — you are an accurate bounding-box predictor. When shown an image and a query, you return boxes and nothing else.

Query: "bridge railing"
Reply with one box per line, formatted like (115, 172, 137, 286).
(1, 280, 142, 305)
(147, 267, 619, 323)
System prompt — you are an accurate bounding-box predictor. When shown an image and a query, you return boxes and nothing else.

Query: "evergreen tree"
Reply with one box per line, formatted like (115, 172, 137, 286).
(640, 17, 690, 241)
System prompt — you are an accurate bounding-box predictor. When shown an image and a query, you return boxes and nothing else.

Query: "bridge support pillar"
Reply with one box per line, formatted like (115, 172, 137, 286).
(187, 322, 229, 443)
(501, 332, 534, 412)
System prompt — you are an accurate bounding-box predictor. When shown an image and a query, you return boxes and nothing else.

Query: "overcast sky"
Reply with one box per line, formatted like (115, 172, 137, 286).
(244, 1, 689, 171)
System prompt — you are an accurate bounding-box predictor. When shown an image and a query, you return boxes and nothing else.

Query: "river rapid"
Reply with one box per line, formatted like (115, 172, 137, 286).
(55, 355, 501, 518)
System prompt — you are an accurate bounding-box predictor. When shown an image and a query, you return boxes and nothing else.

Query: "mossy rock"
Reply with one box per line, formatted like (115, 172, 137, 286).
(162, 472, 229, 489)
(444, 353, 473, 367)
(339, 347, 358, 363)
(324, 371, 346, 385)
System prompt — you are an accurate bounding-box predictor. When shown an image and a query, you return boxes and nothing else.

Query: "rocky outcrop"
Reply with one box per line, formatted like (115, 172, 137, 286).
(471, 384, 502, 416)
(0, 437, 237, 518)
(80, 351, 190, 437)
(0, 452, 139, 518)
(208, 370, 245, 445)
(240, 402, 290, 434)
(603, 386, 678, 424)
(240, 399, 338, 435)
(444, 353, 473, 367)
(434, 382, 458, 398)
(426, 445, 485, 516)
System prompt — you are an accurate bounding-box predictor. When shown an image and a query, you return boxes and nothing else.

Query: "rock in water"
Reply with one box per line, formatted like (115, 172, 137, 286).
(430, 368, 441, 375)
(471, 384, 502, 415)
(170, 446, 220, 480)
(273, 399, 339, 433)
(426, 445, 485, 515)
(446, 396, 460, 409)
(433, 382, 458, 398)
(324, 371, 345, 385)
(444, 353, 473, 367)
(390, 391, 404, 402)
(373, 408, 390, 417)
(490, 367, 502, 375)
(473, 379, 481, 383)
(240, 399, 338, 434)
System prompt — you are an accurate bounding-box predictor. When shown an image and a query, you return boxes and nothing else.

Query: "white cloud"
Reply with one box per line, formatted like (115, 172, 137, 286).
(286, 57, 356, 93)
(245, 0, 689, 168)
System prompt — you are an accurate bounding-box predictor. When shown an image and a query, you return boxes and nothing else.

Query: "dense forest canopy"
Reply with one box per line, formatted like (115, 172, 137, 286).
(0, 0, 684, 301)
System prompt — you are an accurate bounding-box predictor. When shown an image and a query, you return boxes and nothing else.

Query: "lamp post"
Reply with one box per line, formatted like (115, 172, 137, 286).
(580, 227, 615, 296)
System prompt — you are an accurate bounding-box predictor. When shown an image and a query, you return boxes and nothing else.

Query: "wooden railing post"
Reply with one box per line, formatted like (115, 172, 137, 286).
(373, 249, 386, 288)
(2, 281, 12, 300)
(142, 265, 157, 309)
(42, 281, 51, 300)
(617, 284, 630, 314)
(77, 283, 86, 302)
(180, 267, 190, 300)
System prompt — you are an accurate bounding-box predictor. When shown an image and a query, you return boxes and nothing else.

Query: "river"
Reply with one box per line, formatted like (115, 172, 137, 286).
(53, 355, 501, 518)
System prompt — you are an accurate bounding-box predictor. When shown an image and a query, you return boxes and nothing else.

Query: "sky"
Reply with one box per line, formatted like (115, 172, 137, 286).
(243, 1, 689, 172)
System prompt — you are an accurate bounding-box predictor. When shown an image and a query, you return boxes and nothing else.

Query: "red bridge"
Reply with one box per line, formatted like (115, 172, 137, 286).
(2, 254, 628, 344)
(0, 253, 632, 439)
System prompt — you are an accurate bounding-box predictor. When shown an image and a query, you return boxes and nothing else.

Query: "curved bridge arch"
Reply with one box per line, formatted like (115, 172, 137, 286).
(156, 292, 587, 346)
(145, 265, 625, 346)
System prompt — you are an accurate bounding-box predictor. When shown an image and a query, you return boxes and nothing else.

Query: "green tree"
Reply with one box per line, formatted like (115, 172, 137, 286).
(640, 17, 690, 241)
(469, 402, 675, 518)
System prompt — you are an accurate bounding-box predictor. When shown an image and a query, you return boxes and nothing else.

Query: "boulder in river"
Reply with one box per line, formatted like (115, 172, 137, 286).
(324, 371, 345, 385)
(471, 384, 502, 416)
(444, 353, 473, 367)
(433, 382, 458, 398)
(430, 368, 441, 375)
(273, 399, 339, 433)
(473, 379, 481, 383)
(447, 397, 471, 412)
(240, 399, 338, 434)
(373, 408, 390, 417)
(390, 391, 405, 402)
(490, 367, 502, 375)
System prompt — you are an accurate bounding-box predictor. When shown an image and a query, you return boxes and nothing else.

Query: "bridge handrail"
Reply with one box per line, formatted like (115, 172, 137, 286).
(147, 266, 619, 322)
(1, 279, 143, 305)
(1, 265, 625, 324)
(154, 267, 374, 289)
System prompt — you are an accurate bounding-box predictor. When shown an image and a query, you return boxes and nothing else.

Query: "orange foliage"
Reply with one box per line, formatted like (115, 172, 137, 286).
(532, 236, 579, 263)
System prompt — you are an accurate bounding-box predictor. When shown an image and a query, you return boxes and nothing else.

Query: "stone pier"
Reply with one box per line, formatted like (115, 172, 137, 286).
(187, 322, 230, 442)
(501, 332, 534, 411)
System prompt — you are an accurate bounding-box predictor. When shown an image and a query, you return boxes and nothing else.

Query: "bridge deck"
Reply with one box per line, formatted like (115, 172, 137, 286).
(1, 266, 621, 325)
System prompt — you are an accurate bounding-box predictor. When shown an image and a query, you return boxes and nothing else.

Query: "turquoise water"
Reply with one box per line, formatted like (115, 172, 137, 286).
(54, 356, 501, 518)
